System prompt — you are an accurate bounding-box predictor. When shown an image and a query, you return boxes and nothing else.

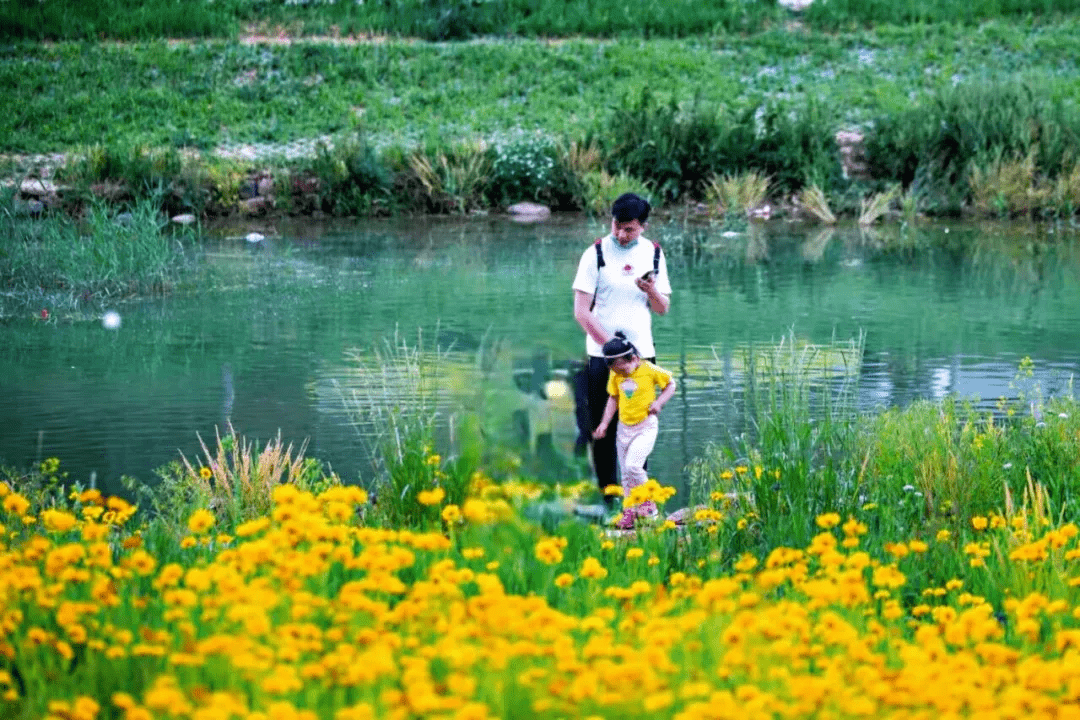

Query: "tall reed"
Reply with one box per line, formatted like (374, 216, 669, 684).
(0, 194, 195, 306)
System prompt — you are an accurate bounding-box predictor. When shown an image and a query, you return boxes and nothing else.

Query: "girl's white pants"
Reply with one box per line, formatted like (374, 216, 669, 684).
(616, 414, 659, 516)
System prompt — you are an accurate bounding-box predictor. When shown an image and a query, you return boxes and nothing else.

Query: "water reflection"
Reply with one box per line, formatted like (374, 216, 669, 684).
(1, 218, 1078, 500)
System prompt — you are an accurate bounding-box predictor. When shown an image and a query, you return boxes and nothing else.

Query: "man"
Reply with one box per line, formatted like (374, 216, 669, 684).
(572, 192, 671, 503)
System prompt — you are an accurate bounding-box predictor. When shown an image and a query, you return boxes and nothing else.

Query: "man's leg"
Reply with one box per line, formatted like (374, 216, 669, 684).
(585, 356, 619, 502)
(571, 363, 592, 457)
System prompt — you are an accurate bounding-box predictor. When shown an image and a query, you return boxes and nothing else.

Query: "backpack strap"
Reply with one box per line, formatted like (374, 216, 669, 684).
(652, 241, 660, 274)
(590, 238, 605, 311)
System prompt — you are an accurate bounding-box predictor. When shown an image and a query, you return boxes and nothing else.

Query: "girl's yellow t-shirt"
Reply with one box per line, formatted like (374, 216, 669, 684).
(606, 360, 673, 426)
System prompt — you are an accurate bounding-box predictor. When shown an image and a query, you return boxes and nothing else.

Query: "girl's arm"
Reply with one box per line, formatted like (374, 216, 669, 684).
(593, 395, 618, 438)
(649, 378, 677, 415)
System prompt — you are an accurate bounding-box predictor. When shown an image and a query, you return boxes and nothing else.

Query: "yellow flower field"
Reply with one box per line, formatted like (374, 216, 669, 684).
(4, 479, 1080, 720)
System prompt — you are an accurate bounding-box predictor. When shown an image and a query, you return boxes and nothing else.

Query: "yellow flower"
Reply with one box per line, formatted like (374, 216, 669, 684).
(3, 493, 30, 516)
(42, 509, 78, 532)
(554, 573, 574, 588)
(187, 509, 215, 535)
(626, 547, 644, 560)
(534, 539, 564, 565)
(603, 485, 624, 496)
(441, 504, 462, 523)
(198, 466, 212, 480)
(971, 516, 989, 531)
(815, 512, 841, 529)
(579, 556, 608, 580)
(418, 487, 446, 506)
(936, 529, 951, 542)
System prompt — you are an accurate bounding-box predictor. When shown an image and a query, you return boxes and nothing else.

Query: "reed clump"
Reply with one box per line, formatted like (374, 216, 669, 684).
(0, 194, 195, 307)
(408, 140, 492, 214)
(178, 428, 319, 522)
(858, 184, 900, 226)
(705, 171, 771, 218)
(797, 184, 837, 224)
(968, 152, 1051, 217)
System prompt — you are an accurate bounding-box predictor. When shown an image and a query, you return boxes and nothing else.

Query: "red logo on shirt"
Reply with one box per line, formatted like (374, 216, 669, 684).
(622, 264, 634, 275)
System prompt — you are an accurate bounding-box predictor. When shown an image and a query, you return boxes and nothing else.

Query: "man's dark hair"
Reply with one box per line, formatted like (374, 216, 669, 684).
(611, 193, 651, 224)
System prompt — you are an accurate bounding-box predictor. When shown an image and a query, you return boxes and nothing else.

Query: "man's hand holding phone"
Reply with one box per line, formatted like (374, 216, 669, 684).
(636, 269, 657, 292)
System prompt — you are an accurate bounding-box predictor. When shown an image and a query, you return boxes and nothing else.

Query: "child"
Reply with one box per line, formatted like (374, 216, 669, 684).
(592, 333, 676, 529)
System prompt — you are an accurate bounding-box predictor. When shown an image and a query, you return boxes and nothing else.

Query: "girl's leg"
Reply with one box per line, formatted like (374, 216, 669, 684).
(616, 415, 659, 517)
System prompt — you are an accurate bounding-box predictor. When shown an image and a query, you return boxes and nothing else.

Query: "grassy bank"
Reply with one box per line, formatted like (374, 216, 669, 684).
(4, 369, 1080, 718)
(2, 0, 1077, 41)
(4, 20, 1080, 221)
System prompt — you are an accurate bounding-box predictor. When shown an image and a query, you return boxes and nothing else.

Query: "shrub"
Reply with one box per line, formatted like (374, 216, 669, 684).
(308, 137, 394, 216)
(55, 143, 208, 216)
(487, 132, 560, 208)
(865, 82, 1080, 211)
(603, 90, 727, 204)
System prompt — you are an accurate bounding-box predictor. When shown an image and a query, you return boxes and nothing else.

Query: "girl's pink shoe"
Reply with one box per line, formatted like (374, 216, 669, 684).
(614, 510, 636, 530)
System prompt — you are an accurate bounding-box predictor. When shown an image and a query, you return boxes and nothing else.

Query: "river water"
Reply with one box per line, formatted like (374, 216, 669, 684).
(2, 216, 1079, 500)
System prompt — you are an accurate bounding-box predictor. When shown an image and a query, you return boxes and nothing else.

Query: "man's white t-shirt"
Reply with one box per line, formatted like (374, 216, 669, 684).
(572, 234, 672, 359)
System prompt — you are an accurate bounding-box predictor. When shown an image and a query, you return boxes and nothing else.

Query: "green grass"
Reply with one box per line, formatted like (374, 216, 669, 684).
(3, 22, 1079, 156)
(0, 194, 198, 308)
(3, 0, 1077, 41)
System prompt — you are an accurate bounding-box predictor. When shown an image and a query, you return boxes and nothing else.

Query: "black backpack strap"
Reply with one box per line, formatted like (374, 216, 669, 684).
(590, 238, 604, 311)
(652, 241, 660, 273)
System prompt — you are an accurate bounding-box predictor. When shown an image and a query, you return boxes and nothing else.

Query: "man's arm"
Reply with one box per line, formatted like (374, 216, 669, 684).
(574, 290, 612, 347)
(646, 286, 670, 315)
(635, 276, 670, 315)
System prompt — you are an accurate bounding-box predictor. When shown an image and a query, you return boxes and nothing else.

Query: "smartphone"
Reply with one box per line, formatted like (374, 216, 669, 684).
(640, 270, 657, 282)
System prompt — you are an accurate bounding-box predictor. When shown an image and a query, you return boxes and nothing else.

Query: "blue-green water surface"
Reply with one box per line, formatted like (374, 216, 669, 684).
(2, 216, 1079, 501)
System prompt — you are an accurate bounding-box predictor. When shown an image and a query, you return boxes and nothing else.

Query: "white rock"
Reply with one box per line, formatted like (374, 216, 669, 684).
(20, 179, 57, 196)
(245, 232, 265, 243)
(102, 311, 121, 330)
(507, 202, 551, 222)
(172, 214, 197, 225)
